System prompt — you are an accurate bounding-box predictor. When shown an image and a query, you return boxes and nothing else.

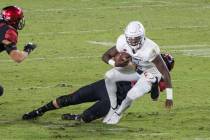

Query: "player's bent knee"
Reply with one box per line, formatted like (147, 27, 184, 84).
(127, 81, 151, 100)
(56, 94, 75, 107)
(0, 85, 4, 96)
(81, 110, 96, 123)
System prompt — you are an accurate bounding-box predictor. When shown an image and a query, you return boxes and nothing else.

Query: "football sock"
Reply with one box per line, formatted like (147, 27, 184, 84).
(37, 101, 57, 114)
(116, 96, 133, 115)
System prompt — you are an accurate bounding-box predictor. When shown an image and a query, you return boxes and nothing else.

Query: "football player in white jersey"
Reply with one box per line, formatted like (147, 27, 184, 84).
(102, 21, 173, 124)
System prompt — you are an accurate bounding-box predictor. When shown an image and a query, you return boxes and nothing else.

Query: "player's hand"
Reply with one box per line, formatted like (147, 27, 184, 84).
(165, 99, 173, 109)
(23, 42, 37, 54)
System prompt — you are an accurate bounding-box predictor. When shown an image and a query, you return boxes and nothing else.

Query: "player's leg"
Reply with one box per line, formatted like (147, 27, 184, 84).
(62, 99, 110, 123)
(103, 81, 132, 123)
(104, 68, 139, 117)
(0, 84, 4, 96)
(107, 72, 158, 124)
(104, 68, 138, 123)
(62, 80, 110, 122)
(22, 82, 99, 120)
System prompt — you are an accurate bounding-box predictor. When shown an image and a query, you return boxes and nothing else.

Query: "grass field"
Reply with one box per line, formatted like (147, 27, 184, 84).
(0, 0, 210, 139)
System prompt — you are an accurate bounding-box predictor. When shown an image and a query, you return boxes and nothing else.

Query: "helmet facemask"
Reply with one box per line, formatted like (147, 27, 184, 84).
(126, 35, 145, 51)
(17, 18, 25, 30)
(125, 21, 145, 52)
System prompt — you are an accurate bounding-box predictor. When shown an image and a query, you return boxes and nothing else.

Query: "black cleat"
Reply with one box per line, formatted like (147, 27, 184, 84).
(22, 110, 43, 120)
(150, 77, 160, 101)
(61, 114, 81, 121)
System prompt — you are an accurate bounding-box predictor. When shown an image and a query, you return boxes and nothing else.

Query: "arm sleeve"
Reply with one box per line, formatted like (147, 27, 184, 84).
(116, 35, 126, 52)
(148, 45, 160, 62)
(5, 29, 18, 45)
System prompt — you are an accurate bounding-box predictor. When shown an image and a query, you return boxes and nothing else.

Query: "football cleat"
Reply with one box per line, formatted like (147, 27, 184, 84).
(106, 112, 122, 124)
(61, 114, 81, 121)
(22, 110, 43, 120)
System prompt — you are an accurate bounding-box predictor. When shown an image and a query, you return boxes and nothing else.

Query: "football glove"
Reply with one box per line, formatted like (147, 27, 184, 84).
(23, 42, 37, 54)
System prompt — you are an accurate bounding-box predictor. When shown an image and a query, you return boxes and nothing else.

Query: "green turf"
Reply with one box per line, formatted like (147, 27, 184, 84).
(0, 0, 210, 139)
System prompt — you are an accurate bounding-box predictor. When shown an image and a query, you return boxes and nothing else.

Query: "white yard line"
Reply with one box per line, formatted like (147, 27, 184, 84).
(162, 44, 209, 49)
(176, 48, 210, 57)
(22, 25, 208, 36)
(0, 55, 101, 62)
(138, 133, 169, 136)
(23, 29, 109, 36)
(27, 5, 169, 13)
(8, 78, 206, 91)
(87, 40, 209, 49)
(25, 1, 208, 13)
(87, 41, 115, 47)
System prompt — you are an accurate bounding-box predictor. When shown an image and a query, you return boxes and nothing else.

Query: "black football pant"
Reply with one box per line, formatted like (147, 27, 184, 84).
(56, 80, 110, 122)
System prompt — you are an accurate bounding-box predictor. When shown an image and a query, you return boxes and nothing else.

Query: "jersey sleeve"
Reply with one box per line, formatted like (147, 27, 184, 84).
(147, 44, 160, 62)
(4, 28, 18, 45)
(116, 34, 126, 52)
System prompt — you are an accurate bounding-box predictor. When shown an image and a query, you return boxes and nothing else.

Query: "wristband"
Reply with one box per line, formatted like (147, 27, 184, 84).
(166, 88, 173, 100)
(108, 59, 115, 67)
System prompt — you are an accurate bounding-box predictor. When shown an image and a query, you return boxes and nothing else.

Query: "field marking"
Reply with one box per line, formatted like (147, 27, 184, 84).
(27, 4, 168, 13)
(176, 48, 210, 57)
(87, 40, 209, 49)
(0, 55, 101, 62)
(22, 25, 208, 36)
(26, 0, 207, 13)
(138, 133, 169, 136)
(7, 78, 206, 91)
(23, 29, 109, 36)
(87, 41, 115, 47)
(1, 42, 209, 63)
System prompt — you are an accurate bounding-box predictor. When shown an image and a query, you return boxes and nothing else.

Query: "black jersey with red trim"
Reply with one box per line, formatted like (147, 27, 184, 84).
(0, 20, 18, 52)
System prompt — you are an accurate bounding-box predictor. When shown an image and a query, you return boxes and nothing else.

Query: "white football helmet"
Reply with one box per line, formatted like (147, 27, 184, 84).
(124, 21, 145, 51)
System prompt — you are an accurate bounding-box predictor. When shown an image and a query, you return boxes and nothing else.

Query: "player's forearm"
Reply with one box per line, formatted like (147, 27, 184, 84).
(9, 50, 28, 63)
(102, 46, 118, 64)
(162, 71, 172, 88)
(102, 53, 112, 64)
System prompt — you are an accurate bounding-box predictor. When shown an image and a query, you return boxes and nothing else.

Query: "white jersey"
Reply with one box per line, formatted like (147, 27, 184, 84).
(116, 34, 160, 73)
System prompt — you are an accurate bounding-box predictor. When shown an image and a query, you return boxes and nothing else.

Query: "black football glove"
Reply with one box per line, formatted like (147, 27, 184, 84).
(23, 42, 37, 54)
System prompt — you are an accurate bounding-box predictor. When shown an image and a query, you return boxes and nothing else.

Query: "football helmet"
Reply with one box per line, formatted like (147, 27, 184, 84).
(161, 53, 174, 71)
(1, 6, 25, 30)
(124, 21, 145, 51)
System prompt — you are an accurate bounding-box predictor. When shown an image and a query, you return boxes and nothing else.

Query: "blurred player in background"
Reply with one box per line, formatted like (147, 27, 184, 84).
(0, 6, 37, 96)
(22, 53, 174, 123)
(102, 21, 174, 124)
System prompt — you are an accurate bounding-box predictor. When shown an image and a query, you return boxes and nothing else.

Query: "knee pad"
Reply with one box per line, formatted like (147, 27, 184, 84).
(0, 85, 4, 96)
(56, 95, 73, 107)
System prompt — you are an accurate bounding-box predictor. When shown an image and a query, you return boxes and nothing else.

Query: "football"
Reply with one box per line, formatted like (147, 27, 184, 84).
(114, 52, 131, 67)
